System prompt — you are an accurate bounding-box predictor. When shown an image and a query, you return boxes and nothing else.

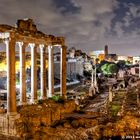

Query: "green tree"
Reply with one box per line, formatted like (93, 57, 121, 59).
(101, 63, 109, 75)
(117, 60, 126, 69)
(101, 63, 119, 75)
(108, 63, 119, 74)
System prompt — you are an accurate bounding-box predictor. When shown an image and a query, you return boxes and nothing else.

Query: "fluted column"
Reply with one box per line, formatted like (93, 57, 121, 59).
(5, 38, 17, 114)
(40, 44, 47, 100)
(30, 43, 37, 103)
(18, 42, 26, 105)
(60, 46, 67, 98)
(48, 46, 54, 97)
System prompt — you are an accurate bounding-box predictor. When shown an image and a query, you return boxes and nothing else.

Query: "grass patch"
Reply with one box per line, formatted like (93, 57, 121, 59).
(51, 95, 64, 103)
(111, 104, 121, 117)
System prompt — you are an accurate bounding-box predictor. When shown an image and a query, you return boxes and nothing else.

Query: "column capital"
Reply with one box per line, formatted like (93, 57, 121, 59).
(39, 44, 46, 49)
(4, 38, 10, 45)
(0, 32, 10, 39)
(29, 43, 36, 48)
(17, 42, 29, 47)
(4, 38, 16, 47)
(48, 45, 54, 49)
(61, 45, 67, 49)
(16, 41, 23, 47)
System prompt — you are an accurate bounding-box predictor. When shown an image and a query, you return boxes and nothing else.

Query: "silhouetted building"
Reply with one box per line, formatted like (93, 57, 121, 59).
(106, 54, 117, 62)
(104, 45, 108, 59)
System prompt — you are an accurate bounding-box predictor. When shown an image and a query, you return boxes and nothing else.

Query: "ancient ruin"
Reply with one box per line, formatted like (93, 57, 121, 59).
(0, 19, 66, 136)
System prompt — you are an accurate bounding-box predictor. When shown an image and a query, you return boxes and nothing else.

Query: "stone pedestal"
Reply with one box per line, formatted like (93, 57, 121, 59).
(89, 86, 96, 96)
(0, 114, 20, 137)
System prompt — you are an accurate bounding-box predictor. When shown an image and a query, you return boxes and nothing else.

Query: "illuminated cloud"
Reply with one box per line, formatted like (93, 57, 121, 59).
(0, 0, 140, 55)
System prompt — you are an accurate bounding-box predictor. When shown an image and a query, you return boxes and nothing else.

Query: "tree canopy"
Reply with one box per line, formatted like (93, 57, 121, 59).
(100, 63, 119, 75)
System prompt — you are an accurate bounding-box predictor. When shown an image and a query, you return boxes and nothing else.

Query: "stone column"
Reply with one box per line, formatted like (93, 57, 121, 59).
(30, 43, 37, 103)
(60, 46, 67, 98)
(40, 44, 47, 100)
(48, 46, 54, 97)
(5, 38, 17, 114)
(18, 42, 26, 105)
(109, 85, 112, 102)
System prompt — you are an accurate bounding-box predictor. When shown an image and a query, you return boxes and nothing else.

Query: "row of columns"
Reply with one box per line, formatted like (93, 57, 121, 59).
(5, 39, 66, 115)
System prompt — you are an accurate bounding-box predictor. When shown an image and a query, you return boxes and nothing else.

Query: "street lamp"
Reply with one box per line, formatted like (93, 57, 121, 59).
(91, 68, 94, 87)
(94, 63, 97, 87)
(91, 58, 97, 87)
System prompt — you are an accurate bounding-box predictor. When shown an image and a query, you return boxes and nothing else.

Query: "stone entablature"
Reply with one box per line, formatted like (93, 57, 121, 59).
(0, 19, 65, 46)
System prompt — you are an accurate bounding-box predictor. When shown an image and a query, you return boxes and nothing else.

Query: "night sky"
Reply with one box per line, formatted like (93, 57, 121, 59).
(0, 0, 140, 56)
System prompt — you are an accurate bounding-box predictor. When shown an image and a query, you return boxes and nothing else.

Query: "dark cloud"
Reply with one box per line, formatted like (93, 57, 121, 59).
(53, 0, 80, 15)
(0, 0, 140, 56)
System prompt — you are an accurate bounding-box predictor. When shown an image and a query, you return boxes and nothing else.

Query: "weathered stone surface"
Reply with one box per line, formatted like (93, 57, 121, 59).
(0, 114, 20, 137)
(17, 19, 37, 32)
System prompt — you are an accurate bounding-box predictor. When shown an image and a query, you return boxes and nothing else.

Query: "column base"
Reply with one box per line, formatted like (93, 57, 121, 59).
(40, 97, 47, 100)
(47, 94, 52, 98)
(47, 90, 52, 98)
(6, 112, 18, 117)
(18, 101, 27, 106)
(30, 99, 38, 104)
(2, 113, 20, 136)
(62, 95, 67, 100)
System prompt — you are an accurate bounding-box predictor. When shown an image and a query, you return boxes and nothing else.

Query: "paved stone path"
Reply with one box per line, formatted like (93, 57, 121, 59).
(83, 92, 108, 112)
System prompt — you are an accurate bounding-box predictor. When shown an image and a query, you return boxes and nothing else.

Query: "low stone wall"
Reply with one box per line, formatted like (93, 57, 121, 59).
(0, 100, 77, 138)
(0, 114, 20, 137)
(15, 100, 76, 138)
